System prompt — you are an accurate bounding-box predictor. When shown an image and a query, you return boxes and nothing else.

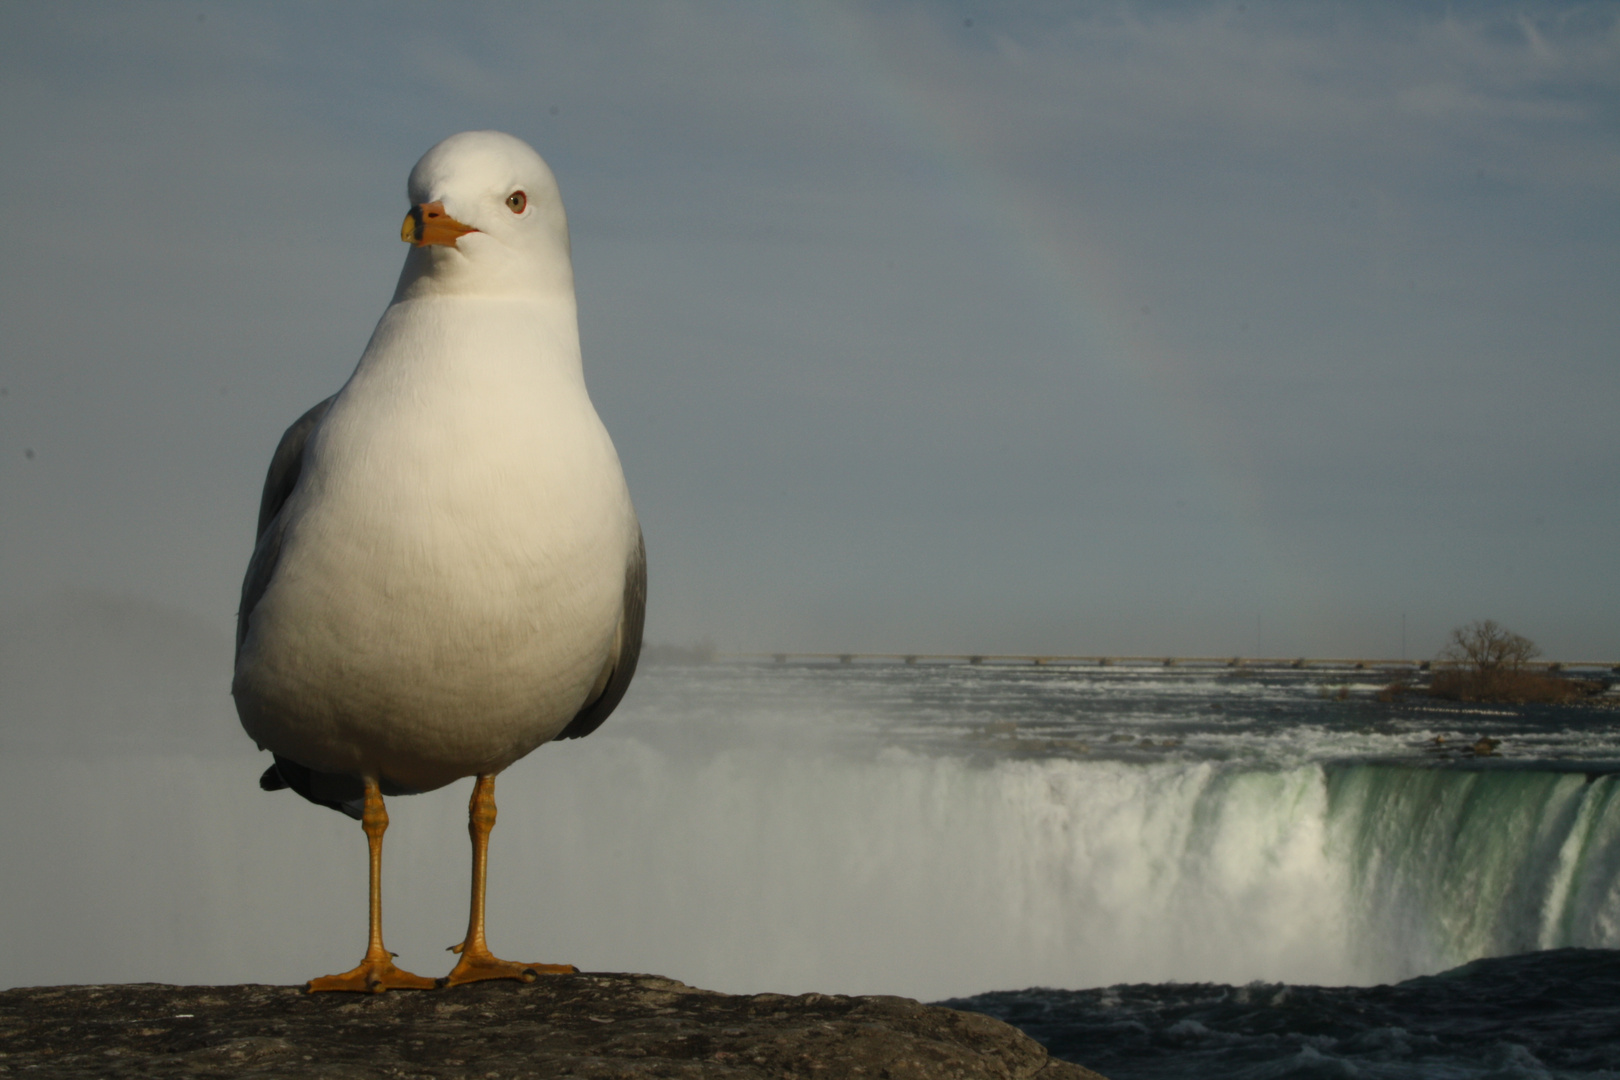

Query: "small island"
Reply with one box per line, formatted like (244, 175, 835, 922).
(1383, 620, 1614, 706)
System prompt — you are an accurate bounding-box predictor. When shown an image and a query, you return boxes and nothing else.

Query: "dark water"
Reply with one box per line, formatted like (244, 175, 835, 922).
(944, 947, 1620, 1079)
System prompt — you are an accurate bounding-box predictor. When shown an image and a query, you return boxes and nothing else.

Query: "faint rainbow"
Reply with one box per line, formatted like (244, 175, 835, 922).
(788, 6, 1329, 645)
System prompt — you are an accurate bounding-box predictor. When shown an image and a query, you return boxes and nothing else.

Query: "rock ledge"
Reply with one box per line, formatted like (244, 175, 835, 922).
(0, 974, 1105, 1078)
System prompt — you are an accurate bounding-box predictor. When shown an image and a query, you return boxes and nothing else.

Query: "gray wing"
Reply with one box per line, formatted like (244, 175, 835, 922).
(235, 396, 334, 654)
(236, 394, 413, 819)
(556, 529, 646, 741)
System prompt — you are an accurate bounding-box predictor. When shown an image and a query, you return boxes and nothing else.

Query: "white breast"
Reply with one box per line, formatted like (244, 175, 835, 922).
(234, 295, 638, 791)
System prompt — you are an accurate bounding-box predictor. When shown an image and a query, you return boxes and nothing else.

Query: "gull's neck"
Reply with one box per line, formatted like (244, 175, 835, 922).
(390, 244, 576, 305)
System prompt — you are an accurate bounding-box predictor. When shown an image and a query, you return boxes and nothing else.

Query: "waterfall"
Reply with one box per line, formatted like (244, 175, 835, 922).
(18, 727, 1618, 1000)
(4, 609, 1617, 1000)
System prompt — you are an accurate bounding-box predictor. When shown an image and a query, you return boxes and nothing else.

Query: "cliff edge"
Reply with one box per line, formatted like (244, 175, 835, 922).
(0, 973, 1106, 1078)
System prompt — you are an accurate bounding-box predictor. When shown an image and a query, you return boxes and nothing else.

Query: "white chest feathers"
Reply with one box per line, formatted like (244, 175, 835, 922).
(235, 296, 639, 789)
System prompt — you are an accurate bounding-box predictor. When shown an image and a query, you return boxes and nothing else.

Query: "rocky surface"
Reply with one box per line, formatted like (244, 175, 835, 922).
(0, 973, 1106, 1079)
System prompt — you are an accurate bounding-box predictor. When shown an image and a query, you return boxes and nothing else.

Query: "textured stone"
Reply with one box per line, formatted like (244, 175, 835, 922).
(0, 974, 1106, 1079)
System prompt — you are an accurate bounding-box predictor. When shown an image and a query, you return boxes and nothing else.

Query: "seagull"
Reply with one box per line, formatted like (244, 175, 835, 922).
(232, 131, 645, 993)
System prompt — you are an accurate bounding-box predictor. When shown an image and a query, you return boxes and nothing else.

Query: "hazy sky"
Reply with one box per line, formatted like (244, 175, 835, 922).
(2, 1, 1617, 661)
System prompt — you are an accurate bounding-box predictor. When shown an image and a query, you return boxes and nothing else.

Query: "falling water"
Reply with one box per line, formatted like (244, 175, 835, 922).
(4, 601, 1617, 1006)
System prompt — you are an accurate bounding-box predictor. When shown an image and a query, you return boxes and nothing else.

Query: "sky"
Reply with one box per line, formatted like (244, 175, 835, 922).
(1, 0, 1617, 668)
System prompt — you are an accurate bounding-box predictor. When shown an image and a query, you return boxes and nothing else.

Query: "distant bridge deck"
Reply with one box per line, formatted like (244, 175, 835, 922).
(725, 652, 1620, 673)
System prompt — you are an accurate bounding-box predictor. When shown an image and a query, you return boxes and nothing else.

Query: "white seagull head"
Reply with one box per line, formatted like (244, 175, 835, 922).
(392, 130, 573, 302)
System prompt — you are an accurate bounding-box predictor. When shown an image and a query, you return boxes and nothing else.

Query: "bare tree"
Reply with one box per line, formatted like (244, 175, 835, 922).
(1442, 619, 1539, 670)
(1437, 619, 1539, 699)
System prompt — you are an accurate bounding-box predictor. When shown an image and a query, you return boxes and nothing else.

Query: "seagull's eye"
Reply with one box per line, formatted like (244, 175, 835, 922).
(506, 191, 527, 213)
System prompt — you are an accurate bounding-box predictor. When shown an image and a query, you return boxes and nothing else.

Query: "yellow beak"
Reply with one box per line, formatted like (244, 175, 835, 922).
(401, 202, 478, 247)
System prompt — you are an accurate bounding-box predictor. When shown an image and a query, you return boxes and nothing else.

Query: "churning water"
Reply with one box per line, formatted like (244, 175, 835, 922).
(612, 661, 1620, 984)
(4, 632, 1619, 1077)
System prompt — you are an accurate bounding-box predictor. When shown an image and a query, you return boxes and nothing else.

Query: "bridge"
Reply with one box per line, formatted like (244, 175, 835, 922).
(725, 652, 1620, 673)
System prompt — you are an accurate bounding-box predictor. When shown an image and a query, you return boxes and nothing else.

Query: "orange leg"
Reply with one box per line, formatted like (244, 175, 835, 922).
(440, 773, 576, 986)
(307, 778, 436, 993)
